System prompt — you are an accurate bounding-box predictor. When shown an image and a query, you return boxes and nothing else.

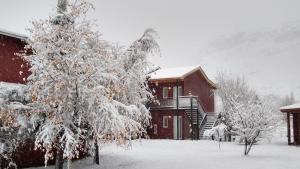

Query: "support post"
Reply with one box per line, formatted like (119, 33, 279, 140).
(176, 81, 179, 140)
(287, 113, 291, 145)
(190, 97, 193, 140)
(197, 109, 199, 140)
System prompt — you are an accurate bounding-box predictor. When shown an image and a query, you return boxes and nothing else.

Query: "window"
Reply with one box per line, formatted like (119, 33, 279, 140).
(173, 86, 182, 98)
(163, 87, 169, 99)
(163, 116, 168, 128)
(153, 124, 158, 135)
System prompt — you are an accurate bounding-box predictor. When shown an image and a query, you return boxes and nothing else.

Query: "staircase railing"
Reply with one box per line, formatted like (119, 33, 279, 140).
(198, 113, 207, 137)
(195, 98, 208, 139)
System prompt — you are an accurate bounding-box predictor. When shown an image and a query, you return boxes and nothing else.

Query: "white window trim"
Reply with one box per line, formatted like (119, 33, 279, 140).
(153, 124, 158, 135)
(173, 86, 182, 98)
(163, 116, 168, 128)
(163, 87, 169, 99)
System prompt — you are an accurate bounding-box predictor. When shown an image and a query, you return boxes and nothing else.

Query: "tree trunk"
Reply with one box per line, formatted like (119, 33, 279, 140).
(94, 141, 99, 165)
(246, 132, 260, 155)
(244, 138, 248, 156)
(246, 141, 255, 155)
(55, 147, 64, 169)
(0, 156, 2, 169)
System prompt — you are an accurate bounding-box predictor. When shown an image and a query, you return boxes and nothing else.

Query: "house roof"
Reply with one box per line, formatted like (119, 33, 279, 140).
(150, 65, 217, 89)
(0, 28, 28, 40)
(280, 103, 300, 113)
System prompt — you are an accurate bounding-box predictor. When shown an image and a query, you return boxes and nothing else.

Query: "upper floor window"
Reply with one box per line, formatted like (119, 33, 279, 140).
(173, 86, 182, 98)
(163, 87, 169, 99)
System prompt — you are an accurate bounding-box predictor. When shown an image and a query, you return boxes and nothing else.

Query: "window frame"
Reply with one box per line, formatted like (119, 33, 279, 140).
(173, 86, 182, 98)
(163, 116, 169, 128)
(163, 87, 169, 99)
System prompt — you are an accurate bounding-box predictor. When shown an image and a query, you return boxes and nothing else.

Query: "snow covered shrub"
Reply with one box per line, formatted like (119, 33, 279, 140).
(216, 73, 281, 155)
(0, 82, 33, 168)
(21, 0, 159, 168)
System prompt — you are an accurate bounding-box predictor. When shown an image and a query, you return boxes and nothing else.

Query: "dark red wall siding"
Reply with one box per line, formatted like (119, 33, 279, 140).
(149, 72, 215, 113)
(184, 72, 215, 112)
(0, 35, 30, 84)
(149, 81, 184, 99)
(148, 110, 190, 139)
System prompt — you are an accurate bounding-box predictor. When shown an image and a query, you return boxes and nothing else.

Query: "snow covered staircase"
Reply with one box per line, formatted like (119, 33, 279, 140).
(199, 114, 218, 140)
(199, 121, 214, 139)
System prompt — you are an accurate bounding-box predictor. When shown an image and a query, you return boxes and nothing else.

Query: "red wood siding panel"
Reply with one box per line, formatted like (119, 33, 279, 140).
(183, 72, 215, 113)
(149, 81, 184, 99)
(0, 35, 30, 84)
(148, 110, 191, 139)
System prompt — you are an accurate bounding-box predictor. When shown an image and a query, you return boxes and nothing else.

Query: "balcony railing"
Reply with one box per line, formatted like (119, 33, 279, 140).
(150, 96, 199, 110)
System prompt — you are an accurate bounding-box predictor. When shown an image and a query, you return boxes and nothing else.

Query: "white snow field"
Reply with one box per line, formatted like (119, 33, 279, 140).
(27, 138, 300, 169)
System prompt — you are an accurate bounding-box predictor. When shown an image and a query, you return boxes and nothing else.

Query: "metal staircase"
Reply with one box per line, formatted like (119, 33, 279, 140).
(199, 115, 217, 139)
(186, 102, 218, 140)
(185, 98, 219, 140)
(186, 110, 202, 125)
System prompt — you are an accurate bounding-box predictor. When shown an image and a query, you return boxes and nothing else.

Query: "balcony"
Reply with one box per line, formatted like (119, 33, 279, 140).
(150, 96, 200, 110)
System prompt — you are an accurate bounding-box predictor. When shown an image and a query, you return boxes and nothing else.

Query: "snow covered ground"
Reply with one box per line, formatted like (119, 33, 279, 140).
(27, 137, 300, 169)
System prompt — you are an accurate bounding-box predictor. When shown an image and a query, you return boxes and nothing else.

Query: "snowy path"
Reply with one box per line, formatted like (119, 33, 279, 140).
(28, 139, 300, 169)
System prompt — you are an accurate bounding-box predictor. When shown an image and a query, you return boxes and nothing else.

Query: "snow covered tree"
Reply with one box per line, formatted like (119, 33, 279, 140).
(216, 73, 281, 155)
(112, 28, 159, 137)
(89, 28, 160, 166)
(0, 82, 32, 168)
(21, 0, 159, 168)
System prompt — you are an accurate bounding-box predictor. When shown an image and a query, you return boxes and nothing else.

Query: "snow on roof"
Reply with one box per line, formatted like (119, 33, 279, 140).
(150, 65, 200, 80)
(150, 65, 216, 88)
(280, 103, 300, 111)
(0, 28, 28, 40)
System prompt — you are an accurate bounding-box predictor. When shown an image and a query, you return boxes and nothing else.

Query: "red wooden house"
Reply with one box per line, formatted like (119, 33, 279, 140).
(148, 66, 217, 140)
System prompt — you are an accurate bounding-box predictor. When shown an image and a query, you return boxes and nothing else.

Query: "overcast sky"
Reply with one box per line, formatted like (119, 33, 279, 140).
(0, 0, 300, 99)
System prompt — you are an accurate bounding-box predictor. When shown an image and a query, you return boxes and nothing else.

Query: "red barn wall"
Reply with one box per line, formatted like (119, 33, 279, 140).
(0, 34, 30, 84)
(183, 72, 215, 113)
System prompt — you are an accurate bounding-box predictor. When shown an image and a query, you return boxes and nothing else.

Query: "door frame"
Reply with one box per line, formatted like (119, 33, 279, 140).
(173, 115, 183, 139)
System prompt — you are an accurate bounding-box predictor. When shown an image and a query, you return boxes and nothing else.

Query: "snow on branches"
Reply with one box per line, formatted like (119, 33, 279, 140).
(0, 82, 32, 167)
(21, 0, 159, 166)
(216, 73, 281, 155)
